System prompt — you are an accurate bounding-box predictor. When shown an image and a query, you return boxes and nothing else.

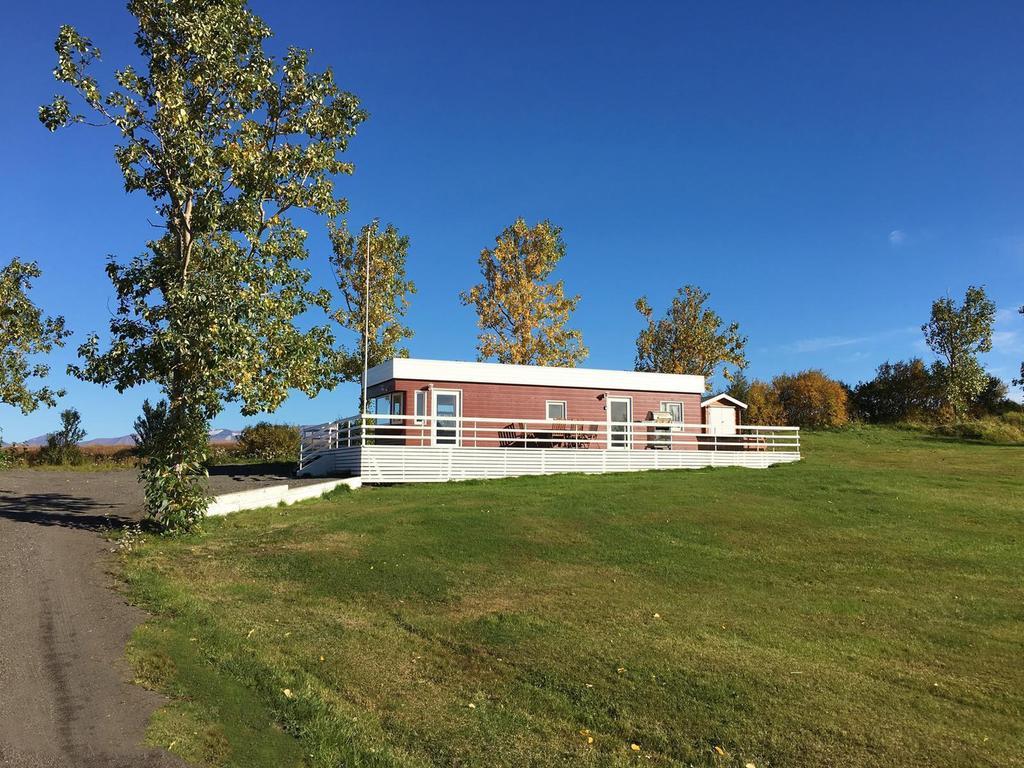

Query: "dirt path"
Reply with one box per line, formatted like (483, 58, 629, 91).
(0, 468, 314, 768)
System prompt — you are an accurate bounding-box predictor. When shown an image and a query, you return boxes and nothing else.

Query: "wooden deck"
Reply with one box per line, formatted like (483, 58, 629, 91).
(299, 415, 800, 483)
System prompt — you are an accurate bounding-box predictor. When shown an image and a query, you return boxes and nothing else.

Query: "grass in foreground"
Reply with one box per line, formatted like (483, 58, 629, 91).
(122, 427, 1024, 767)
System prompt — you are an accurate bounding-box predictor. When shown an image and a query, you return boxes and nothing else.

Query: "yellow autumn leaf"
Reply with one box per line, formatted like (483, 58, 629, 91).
(630, 743, 641, 752)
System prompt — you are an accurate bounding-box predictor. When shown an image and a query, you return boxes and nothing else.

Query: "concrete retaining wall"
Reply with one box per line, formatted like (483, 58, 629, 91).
(207, 477, 362, 517)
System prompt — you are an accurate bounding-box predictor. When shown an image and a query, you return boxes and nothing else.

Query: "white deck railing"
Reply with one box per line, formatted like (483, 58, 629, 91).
(300, 413, 799, 474)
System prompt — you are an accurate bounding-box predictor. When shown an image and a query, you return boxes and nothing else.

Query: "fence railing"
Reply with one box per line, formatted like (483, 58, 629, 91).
(300, 414, 799, 470)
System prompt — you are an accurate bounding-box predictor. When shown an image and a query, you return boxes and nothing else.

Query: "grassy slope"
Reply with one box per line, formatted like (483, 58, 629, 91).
(123, 428, 1024, 767)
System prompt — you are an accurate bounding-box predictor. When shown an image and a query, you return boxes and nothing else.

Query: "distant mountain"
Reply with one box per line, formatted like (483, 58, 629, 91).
(209, 428, 240, 443)
(83, 435, 135, 446)
(16, 427, 241, 447)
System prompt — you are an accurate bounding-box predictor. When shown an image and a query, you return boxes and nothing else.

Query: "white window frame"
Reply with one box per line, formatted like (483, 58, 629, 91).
(432, 388, 462, 446)
(660, 401, 684, 424)
(371, 392, 404, 419)
(545, 400, 567, 421)
(414, 390, 427, 425)
(606, 396, 633, 449)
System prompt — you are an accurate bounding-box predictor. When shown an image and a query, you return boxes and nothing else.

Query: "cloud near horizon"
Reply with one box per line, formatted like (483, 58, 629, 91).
(783, 326, 919, 355)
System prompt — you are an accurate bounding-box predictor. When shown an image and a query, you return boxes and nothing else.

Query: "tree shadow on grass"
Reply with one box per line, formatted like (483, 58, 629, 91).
(0, 492, 136, 532)
(916, 433, 1024, 448)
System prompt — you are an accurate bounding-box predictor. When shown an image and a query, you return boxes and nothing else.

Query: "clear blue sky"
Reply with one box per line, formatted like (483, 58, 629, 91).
(2, 1, 1023, 441)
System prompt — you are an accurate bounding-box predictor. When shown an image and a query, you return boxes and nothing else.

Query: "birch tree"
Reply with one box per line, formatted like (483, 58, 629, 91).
(634, 285, 746, 386)
(460, 218, 587, 366)
(922, 286, 995, 419)
(330, 219, 415, 388)
(0, 257, 70, 414)
(40, 0, 366, 530)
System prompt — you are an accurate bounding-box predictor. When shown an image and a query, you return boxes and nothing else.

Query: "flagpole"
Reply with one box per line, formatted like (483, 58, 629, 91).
(361, 226, 370, 415)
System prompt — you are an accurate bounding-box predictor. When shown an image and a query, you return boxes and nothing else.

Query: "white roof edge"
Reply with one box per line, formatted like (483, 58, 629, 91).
(701, 393, 748, 409)
(366, 357, 704, 394)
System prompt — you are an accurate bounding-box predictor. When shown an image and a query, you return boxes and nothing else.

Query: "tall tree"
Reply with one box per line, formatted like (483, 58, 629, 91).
(634, 285, 746, 386)
(726, 368, 752, 404)
(330, 219, 415, 389)
(922, 286, 995, 420)
(460, 219, 587, 366)
(0, 257, 70, 414)
(41, 0, 366, 530)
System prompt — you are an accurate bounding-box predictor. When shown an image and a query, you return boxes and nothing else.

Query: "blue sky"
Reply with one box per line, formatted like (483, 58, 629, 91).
(2, 1, 1023, 441)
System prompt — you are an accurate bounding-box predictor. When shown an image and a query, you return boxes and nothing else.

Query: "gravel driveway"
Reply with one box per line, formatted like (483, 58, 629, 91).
(0, 467, 316, 767)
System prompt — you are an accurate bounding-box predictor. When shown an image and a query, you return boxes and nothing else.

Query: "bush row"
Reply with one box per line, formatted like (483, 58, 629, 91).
(730, 364, 1023, 443)
(1, 418, 301, 469)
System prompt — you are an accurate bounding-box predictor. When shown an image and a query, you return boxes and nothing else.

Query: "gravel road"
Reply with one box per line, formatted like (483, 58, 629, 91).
(0, 467, 314, 767)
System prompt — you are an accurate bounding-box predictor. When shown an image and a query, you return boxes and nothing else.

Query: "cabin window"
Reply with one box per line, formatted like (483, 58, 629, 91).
(546, 401, 567, 420)
(661, 401, 684, 423)
(371, 392, 404, 419)
(414, 390, 427, 425)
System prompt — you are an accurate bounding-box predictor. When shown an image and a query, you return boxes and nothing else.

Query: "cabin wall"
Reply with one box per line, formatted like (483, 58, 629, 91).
(368, 378, 702, 426)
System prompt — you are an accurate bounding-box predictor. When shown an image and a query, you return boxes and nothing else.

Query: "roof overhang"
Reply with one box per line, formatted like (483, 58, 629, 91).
(366, 358, 705, 394)
(701, 393, 748, 409)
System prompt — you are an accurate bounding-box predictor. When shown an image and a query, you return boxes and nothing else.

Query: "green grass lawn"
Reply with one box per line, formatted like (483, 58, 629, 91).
(122, 427, 1024, 767)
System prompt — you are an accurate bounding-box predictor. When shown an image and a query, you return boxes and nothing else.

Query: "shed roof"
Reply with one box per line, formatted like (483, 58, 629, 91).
(366, 358, 705, 394)
(700, 393, 748, 409)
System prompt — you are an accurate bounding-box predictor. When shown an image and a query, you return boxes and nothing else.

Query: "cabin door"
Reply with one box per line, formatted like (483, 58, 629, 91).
(607, 397, 632, 449)
(432, 390, 461, 446)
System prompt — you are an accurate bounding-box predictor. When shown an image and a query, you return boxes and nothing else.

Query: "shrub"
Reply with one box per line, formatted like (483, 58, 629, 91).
(236, 422, 300, 463)
(133, 398, 169, 457)
(773, 370, 850, 428)
(970, 375, 1022, 418)
(850, 359, 942, 423)
(38, 408, 86, 465)
(206, 442, 245, 465)
(932, 413, 1024, 445)
(0, 431, 10, 470)
(745, 380, 785, 425)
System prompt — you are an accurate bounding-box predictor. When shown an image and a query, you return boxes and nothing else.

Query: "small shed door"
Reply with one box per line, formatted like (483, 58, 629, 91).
(707, 406, 737, 435)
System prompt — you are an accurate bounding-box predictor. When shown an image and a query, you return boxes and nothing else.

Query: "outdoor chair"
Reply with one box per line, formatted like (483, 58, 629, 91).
(499, 423, 527, 448)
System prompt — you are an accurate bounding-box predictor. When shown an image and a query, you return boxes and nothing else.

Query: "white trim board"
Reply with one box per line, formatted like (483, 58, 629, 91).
(366, 358, 704, 394)
(701, 393, 748, 409)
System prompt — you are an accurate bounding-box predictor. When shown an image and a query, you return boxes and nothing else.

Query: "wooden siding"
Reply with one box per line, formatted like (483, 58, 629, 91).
(368, 378, 703, 426)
